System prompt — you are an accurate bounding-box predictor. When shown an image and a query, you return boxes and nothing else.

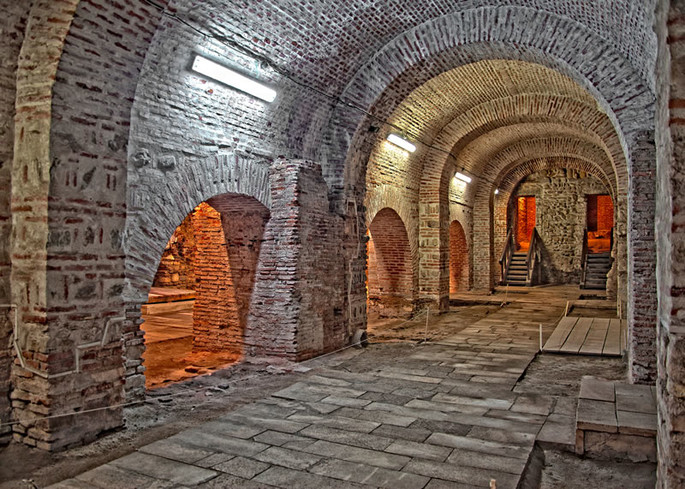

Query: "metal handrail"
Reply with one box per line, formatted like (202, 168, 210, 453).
(580, 228, 589, 288)
(526, 228, 542, 286)
(499, 228, 514, 285)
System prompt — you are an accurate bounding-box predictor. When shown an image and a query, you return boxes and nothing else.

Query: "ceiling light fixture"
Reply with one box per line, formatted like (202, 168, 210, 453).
(191, 54, 277, 102)
(387, 133, 417, 153)
(494, 189, 499, 195)
(455, 172, 472, 184)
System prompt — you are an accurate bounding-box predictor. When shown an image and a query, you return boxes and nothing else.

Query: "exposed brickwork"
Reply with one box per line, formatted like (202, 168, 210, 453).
(0, 1, 30, 446)
(367, 208, 414, 317)
(246, 160, 348, 360)
(655, 1, 685, 486)
(449, 220, 468, 293)
(1, 0, 666, 454)
(152, 213, 196, 289)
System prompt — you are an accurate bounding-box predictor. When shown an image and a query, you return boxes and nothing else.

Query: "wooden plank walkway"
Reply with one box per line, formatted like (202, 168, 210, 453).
(543, 316, 624, 357)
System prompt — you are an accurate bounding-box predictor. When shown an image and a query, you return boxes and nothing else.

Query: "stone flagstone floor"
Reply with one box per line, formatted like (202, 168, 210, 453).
(48, 302, 568, 489)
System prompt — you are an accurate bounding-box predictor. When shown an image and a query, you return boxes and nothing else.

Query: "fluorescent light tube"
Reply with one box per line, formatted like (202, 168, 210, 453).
(191, 55, 277, 103)
(455, 172, 472, 184)
(387, 134, 417, 153)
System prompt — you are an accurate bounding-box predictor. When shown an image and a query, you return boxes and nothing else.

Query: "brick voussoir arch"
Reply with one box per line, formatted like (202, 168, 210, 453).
(365, 187, 420, 297)
(331, 6, 655, 194)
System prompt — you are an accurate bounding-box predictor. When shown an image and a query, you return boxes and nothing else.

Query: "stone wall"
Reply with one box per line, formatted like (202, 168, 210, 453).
(512, 169, 612, 285)
(655, 0, 685, 486)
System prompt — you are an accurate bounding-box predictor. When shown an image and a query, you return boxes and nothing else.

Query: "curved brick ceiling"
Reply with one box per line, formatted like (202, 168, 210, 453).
(366, 59, 624, 203)
(184, 0, 655, 95)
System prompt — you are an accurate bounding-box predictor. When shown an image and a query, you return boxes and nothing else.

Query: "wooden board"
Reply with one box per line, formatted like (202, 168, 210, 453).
(579, 318, 610, 355)
(603, 318, 622, 356)
(543, 317, 578, 352)
(559, 317, 594, 353)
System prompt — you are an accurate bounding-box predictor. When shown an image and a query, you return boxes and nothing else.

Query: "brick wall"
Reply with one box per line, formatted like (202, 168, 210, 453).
(449, 220, 469, 293)
(367, 208, 414, 317)
(655, 0, 685, 485)
(152, 213, 196, 290)
(0, 0, 30, 446)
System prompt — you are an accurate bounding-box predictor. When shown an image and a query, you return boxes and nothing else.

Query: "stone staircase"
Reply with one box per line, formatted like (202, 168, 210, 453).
(582, 252, 611, 290)
(504, 252, 528, 286)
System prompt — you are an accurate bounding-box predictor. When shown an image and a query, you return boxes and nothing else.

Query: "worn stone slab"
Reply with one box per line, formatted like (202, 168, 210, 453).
(173, 430, 269, 457)
(616, 410, 657, 436)
(288, 414, 379, 433)
(579, 377, 615, 402)
(576, 399, 617, 433)
(404, 399, 488, 415)
(253, 446, 322, 470)
(375, 370, 443, 384)
(409, 419, 473, 437)
(365, 401, 452, 421)
(431, 392, 513, 410)
(403, 459, 519, 489)
(213, 456, 270, 479)
(335, 406, 417, 427)
(467, 426, 536, 446)
(319, 395, 373, 408)
(616, 393, 656, 414)
(195, 473, 274, 488)
(384, 439, 452, 461)
(196, 453, 235, 469)
(309, 458, 430, 489)
(485, 409, 547, 424)
(424, 479, 481, 489)
(46, 480, 99, 489)
(301, 440, 410, 470)
(110, 452, 218, 485)
(537, 414, 575, 450)
(220, 413, 311, 434)
(253, 430, 315, 450)
(273, 382, 365, 402)
(75, 464, 161, 489)
(305, 374, 353, 387)
(509, 394, 554, 416)
(195, 419, 268, 439)
(372, 424, 432, 443)
(425, 432, 530, 460)
(139, 438, 216, 464)
(446, 449, 526, 475)
(253, 466, 367, 489)
(299, 424, 393, 450)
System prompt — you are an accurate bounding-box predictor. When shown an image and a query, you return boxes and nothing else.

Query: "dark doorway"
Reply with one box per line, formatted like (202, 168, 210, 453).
(587, 194, 614, 253)
(516, 196, 536, 251)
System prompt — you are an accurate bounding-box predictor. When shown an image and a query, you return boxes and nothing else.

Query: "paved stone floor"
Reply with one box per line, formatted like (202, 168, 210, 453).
(47, 297, 571, 489)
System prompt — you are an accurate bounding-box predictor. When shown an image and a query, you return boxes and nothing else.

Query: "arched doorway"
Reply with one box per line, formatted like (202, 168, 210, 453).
(366, 208, 413, 317)
(449, 220, 469, 293)
(142, 194, 270, 388)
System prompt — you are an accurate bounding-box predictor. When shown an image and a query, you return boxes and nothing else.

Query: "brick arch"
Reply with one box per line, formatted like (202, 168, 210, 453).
(467, 137, 624, 290)
(489, 157, 618, 287)
(449, 220, 469, 293)
(330, 6, 655, 194)
(125, 154, 272, 304)
(367, 208, 415, 317)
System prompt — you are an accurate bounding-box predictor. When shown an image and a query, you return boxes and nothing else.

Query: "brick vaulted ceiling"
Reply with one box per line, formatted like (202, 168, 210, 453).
(365, 59, 626, 205)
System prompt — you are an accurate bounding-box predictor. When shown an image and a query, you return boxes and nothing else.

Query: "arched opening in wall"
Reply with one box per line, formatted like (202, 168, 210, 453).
(449, 220, 469, 294)
(586, 194, 614, 253)
(366, 208, 413, 318)
(141, 195, 269, 388)
(505, 169, 613, 286)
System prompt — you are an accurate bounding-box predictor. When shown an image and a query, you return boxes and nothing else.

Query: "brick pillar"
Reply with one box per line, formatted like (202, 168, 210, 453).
(246, 159, 347, 360)
(627, 129, 658, 384)
(655, 1, 685, 486)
